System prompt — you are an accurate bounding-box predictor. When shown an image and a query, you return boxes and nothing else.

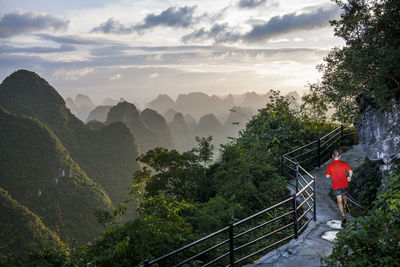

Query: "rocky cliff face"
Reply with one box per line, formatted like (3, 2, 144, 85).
(356, 97, 400, 170)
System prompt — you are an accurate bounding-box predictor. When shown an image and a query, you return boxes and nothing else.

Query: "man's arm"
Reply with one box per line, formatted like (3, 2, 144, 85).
(326, 165, 331, 178)
(347, 170, 353, 182)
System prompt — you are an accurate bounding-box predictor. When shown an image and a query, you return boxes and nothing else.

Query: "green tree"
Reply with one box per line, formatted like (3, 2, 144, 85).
(310, 0, 400, 123)
(300, 84, 328, 121)
(134, 137, 215, 203)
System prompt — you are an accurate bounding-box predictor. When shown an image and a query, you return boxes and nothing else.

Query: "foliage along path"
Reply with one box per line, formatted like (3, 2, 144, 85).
(247, 144, 366, 266)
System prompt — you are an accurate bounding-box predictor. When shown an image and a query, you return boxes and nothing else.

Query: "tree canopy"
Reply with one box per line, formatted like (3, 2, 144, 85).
(308, 0, 400, 123)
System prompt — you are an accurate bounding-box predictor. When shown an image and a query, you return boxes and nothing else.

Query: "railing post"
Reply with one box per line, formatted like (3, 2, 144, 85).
(340, 125, 344, 144)
(313, 178, 316, 221)
(144, 259, 149, 267)
(295, 164, 299, 194)
(229, 222, 235, 266)
(293, 195, 298, 239)
(317, 139, 321, 168)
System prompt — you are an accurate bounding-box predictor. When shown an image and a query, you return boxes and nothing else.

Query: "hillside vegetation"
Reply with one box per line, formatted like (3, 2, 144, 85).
(0, 187, 65, 258)
(0, 106, 113, 243)
(0, 70, 141, 206)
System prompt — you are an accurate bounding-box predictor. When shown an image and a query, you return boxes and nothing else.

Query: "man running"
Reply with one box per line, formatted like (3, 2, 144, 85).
(326, 148, 353, 227)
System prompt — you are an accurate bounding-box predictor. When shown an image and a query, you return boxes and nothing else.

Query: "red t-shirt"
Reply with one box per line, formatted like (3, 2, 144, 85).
(326, 160, 351, 189)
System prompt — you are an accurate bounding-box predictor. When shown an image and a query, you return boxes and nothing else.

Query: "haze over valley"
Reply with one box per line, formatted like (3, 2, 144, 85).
(66, 87, 301, 152)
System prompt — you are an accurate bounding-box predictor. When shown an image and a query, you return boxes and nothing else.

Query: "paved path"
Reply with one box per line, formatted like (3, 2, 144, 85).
(247, 145, 366, 267)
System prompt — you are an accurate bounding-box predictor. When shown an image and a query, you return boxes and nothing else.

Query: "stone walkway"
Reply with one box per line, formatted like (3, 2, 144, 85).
(247, 145, 366, 267)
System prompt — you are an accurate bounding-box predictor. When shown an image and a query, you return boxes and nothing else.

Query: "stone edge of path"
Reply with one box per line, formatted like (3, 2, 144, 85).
(248, 220, 320, 265)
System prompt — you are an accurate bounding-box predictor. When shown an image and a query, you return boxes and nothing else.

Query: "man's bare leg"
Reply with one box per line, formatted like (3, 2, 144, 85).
(342, 193, 348, 206)
(336, 195, 345, 217)
(343, 193, 351, 213)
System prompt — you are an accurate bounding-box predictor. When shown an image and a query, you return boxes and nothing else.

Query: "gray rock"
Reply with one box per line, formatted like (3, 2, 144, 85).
(356, 98, 400, 161)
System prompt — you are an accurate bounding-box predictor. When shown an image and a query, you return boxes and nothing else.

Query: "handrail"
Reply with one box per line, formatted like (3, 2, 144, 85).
(233, 222, 294, 253)
(233, 197, 292, 227)
(177, 239, 229, 266)
(319, 127, 341, 140)
(283, 139, 319, 157)
(234, 210, 293, 239)
(234, 234, 295, 265)
(147, 225, 229, 265)
(298, 164, 315, 178)
(320, 131, 341, 148)
(290, 147, 319, 160)
(142, 125, 346, 267)
(296, 180, 314, 198)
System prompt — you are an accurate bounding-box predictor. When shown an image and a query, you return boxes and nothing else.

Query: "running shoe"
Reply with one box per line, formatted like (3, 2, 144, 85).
(341, 216, 347, 228)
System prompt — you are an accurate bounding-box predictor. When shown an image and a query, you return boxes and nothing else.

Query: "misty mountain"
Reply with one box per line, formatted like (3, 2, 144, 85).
(102, 97, 126, 106)
(106, 101, 159, 153)
(175, 92, 233, 122)
(164, 108, 177, 123)
(65, 94, 96, 122)
(147, 94, 177, 114)
(222, 94, 235, 107)
(141, 108, 175, 150)
(75, 93, 95, 107)
(196, 113, 226, 147)
(169, 112, 194, 152)
(0, 70, 141, 208)
(184, 113, 197, 134)
(0, 106, 113, 243)
(224, 106, 257, 138)
(241, 91, 269, 110)
(86, 105, 112, 123)
(65, 97, 77, 112)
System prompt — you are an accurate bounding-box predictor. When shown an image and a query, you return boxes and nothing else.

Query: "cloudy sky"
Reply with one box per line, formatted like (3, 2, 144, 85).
(0, 0, 344, 104)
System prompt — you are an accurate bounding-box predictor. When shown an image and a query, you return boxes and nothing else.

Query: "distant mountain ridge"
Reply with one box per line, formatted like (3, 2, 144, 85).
(146, 90, 301, 124)
(141, 108, 175, 150)
(65, 94, 96, 121)
(64, 89, 301, 154)
(86, 105, 112, 123)
(106, 101, 159, 153)
(169, 112, 194, 152)
(196, 113, 226, 147)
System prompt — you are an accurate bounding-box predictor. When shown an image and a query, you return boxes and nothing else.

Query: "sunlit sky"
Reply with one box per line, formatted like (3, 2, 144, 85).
(0, 0, 344, 104)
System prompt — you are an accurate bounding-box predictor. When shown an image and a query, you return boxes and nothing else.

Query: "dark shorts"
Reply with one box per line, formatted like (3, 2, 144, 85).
(333, 187, 348, 196)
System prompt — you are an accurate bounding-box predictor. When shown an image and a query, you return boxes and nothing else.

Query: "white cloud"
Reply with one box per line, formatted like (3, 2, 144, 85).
(149, 72, 159, 78)
(53, 67, 93, 80)
(293, 37, 304, 42)
(268, 38, 289, 43)
(109, 73, 122, 80)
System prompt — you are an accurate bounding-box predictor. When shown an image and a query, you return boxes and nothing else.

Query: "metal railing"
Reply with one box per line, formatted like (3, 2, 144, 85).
(142, 125, 344, 267)
(282, 125, 343, 191)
